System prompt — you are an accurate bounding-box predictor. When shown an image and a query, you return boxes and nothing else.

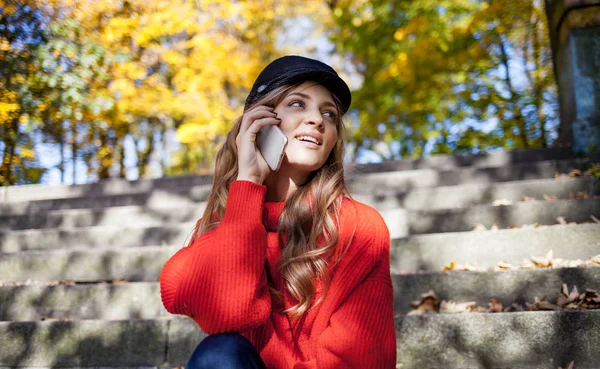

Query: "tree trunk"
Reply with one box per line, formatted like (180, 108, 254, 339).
(532, 15, 547, 147)
(71, 118, 77, 184)
(498, 35, 529, 148)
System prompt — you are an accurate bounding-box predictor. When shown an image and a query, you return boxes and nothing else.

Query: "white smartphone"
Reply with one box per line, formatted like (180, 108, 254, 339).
(257, 124, 288, 171)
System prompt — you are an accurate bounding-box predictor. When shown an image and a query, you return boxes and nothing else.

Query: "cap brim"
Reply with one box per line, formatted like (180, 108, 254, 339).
(275, 70, 352, 114)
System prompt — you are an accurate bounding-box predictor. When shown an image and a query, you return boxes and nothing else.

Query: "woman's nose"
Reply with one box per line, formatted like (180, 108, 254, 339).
(304, 111, 324, 130)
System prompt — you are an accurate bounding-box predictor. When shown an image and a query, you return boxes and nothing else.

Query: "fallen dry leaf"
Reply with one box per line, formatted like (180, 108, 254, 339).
(408, 290, 440, 315)
(493, 199, 513, 206)
(544, 194, 558, 202)
(527, 296, 561, 311)
(556, 216, 567, 225)
(559, 360, 575, 369)
(472, 223, 487, 231)
(568, 169, 582, 177)
(521, 195, 536, 202)
(487, 298, 503, 312)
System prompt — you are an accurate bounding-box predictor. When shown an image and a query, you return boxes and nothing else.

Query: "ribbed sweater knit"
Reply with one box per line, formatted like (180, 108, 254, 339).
(159, 180, 396, 369)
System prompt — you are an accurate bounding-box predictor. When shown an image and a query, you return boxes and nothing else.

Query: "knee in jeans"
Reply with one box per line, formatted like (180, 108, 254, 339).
(186, 333, 256, 369)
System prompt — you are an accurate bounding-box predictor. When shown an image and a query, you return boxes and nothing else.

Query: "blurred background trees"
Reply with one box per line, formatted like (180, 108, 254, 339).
(0, 0, 558, 185)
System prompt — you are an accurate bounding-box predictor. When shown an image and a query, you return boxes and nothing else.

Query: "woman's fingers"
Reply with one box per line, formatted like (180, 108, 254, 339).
(239, 106, 276, 134)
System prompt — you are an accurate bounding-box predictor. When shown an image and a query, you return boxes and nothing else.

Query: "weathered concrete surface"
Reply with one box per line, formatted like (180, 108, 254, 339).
(0, 246, 178, 282)
(0, 318, 206, 367)
(396, 310, 600, 369)
(391, 224, 600, 272)
(407, 198, 600, 234)
(546, 0, 600, 153)
(1, 312, 599, 368)
(0, 224, 193, 253)
(0, 158, 592, 216)
(2, 225, 598, 282)
(1, 198, 598, 253)
(354, 176, 598, 211)
(3, 267, 599, 321)
(0, 186, 212, 216)
(349, 147, 576, 173)
(0, 282, 168, 321)
(2, 180, 597, 231)
(393, 267, 600, 313)
(346, 158, 592, 194)
(0, 147, 576, 203)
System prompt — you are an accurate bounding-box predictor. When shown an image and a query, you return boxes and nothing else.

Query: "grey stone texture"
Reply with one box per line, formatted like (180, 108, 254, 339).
(392, 223, 600, 272)
(1, 147, 599, 367)
(396, 310, 600, 369)
(546, 0, 600, 153)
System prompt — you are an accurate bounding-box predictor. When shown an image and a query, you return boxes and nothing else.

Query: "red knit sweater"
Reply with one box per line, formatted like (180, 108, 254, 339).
(159, 180, 396, 369)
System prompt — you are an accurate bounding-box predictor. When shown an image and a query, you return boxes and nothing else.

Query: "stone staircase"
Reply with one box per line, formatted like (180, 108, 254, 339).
(1, 147, 599, 368)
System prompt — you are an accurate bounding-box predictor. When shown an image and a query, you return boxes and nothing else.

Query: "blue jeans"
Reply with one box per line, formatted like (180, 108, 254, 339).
(185, 332, 267, 369)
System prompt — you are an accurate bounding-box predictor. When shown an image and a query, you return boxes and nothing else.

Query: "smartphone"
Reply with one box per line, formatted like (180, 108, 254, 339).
(257, 124, 288, 171)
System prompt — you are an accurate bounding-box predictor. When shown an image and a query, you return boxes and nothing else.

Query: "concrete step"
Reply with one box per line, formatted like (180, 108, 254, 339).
(346, 158, 592, 195)
(355, 176, 598, 211)
(1, 198, 598, 251)
(1, 311, 598, 368)
(2, 188, 597, 233)
(0, 317, 204, 367)
(350, 146, 577, 173)
(2, 225, 598, 282)
(0, 245, 178, 282)
(2, 267, 598, 321)
(0, 158, 593, 217)
(0, 147, 576, 203)
(392, 223, 600, 272)
(396, 310, 600, 369)
(406, 198, 600, 235)
(1, 177, 596, 228)
(0, 224, 192, 253)
(0, 185, 212, 216)
(0, 204, 208, 231)
(0, 282, 168, 321)
(393, 266, 600, 313)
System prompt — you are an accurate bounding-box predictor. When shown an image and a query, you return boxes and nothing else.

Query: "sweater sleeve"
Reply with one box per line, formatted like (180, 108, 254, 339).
(293, 209, 396, 369)
(159, 180, 272, 334)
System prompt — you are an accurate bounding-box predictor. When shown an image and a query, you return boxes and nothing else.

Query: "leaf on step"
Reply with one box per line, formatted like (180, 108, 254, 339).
(530, 250, 554, 268)
(566, 192, 591, 199)
(472, 223, 487, 231)
(521, 195, 536, 202)
(490, 223, 499, 231)
(558, 360, 575, 369)
(591, 254, 600, 265)
(495, 261, 513, 270)
(408, 290, 440, 315)
(440, 300, 479, 313)
(442, 261, 480, 272)
(544, 194, 558, 202)
(554, 172, 561, 179)
(487, 298, 503, 312)
(493, 199, 512, 206)
(591, 215, 600, 225)
(527, 296, 560, 311)
(568, 169, 582, 177)
(503, 303, 524, 312)
(556, 216, 567, 225)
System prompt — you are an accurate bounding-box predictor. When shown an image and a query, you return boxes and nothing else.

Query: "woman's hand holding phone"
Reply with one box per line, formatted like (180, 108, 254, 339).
(235, 105, 281, 184)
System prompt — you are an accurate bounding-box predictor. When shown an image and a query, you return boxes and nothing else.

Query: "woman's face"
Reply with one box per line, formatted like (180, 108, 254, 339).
(273, 81, 339, 174)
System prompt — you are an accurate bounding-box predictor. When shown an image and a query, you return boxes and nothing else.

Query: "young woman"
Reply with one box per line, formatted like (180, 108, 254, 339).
(159, 55, 396, 369)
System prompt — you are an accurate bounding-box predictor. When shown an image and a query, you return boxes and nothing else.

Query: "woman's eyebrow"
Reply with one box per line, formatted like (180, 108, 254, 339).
(288, 92, 336, 109)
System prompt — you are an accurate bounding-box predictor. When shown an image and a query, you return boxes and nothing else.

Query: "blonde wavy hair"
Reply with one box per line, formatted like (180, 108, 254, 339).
(187, 82, 354, 322)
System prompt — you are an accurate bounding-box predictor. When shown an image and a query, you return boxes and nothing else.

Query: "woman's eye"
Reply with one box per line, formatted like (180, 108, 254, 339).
(289, 100, 304, 107)
(324, 111, 337, 119)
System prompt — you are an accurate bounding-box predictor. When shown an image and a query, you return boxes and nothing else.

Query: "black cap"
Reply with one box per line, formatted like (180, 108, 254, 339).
(244, 55, 352, 114)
